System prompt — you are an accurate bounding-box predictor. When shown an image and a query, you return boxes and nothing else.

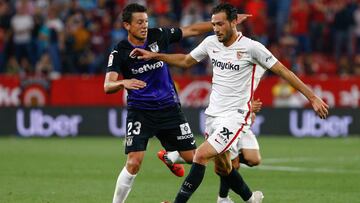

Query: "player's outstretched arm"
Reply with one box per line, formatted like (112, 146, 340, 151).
(181, 14, 251, 37)
(270, 61, 329, 119)
(104, 71, 146, 94)
(130, 48, 198, 68)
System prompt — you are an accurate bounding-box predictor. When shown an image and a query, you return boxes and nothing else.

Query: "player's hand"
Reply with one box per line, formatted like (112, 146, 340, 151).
(310, 95, 329, 119)
(122, 78, 146, 90)
(130, 48, 156, 60)
(251, 98, 262, 113)
(236, 14, 252, 24)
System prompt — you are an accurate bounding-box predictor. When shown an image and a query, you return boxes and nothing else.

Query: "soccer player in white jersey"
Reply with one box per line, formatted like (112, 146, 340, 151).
(131, 3, 329, 203)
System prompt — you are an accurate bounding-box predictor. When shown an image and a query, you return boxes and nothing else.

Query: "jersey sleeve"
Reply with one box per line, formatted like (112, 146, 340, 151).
(105, 47, 121, 73)
(249, 41, 278, 69)
(190, 37, 209, 62)
(160, 27, 183, 44)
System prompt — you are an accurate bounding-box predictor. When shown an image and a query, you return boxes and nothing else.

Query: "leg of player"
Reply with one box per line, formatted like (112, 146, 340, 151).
(173, 141, 218, 203)
(162, 150, 194, 164)
(215, 153, 257, 203)
(217, 157, 240, 203)
(158, 150, 194, 165)
(217, 153, 263, 203)
(217, 129, 263, 203)
(157, 150, 194, 177)
(112, 151, 144, 203)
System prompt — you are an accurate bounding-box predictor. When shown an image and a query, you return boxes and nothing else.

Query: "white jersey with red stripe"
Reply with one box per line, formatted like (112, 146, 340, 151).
(190, 33, 277, 121)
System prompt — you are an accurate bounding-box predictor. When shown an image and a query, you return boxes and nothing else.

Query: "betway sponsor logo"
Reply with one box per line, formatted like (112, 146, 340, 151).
(131, 61, 164, 74)
(211, 59, 240, 71)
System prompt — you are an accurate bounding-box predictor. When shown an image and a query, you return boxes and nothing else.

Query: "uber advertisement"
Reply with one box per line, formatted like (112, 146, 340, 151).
(0, 107, 358, 137)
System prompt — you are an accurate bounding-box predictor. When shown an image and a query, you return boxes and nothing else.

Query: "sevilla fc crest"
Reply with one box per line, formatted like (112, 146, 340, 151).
(236, 51, 243, 59)
(149, 42, 159, 53)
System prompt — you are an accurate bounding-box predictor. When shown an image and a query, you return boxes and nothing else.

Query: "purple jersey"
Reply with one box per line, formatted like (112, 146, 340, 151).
(106, 28, 182, 110)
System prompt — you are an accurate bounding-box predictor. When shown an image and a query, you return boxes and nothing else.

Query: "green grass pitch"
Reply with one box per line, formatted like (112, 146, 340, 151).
(1, 136, 359, 203)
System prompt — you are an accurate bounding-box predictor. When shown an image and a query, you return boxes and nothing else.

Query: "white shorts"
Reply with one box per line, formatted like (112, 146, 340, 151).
(229, 129, 260, 160)
(205, 112, 250, 154)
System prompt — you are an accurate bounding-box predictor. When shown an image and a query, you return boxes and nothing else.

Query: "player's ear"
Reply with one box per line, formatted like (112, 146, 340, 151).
(230, 19, 237, 28)
(123, 22, 131, 31)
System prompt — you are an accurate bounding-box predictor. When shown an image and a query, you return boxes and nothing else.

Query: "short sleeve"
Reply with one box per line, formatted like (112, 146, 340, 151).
(106, 48, 121, 73)
(190, 38, 209, 62)
(160, 27, 183, 44)
(249, 41, 278, 69)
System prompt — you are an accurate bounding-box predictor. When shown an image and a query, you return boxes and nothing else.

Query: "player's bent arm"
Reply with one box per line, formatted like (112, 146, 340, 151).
(181, 22, 213, 38)
(154, 53, 198, 68)
(104, 71, 124, 94)
(104, 72, 147, 94)
(181, 14, 251, 37)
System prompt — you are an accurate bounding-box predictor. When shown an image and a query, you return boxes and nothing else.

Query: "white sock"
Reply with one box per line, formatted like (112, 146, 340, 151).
(246, 192, 254, 203)
(165, 151, 186, 164)
(112, 167, 137, 203)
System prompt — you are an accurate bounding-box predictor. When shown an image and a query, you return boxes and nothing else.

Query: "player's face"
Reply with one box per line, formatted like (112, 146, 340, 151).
(211, 12, 235, 43)
(125, 12, 148, 41)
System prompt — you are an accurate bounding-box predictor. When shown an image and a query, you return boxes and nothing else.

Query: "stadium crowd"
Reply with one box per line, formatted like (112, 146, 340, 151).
(0, 0, 360, 77)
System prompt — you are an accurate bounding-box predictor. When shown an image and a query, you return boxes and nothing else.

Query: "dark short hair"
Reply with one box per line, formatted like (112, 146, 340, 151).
(122, 3, 147, 23)
(211, 3, 238, 22)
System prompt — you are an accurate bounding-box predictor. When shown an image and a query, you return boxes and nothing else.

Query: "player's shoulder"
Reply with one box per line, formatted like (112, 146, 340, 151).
(148, 27, 179, 36)
(114, 39, 131, 51)
(238, 36, 266, 52)
(200, 35, 220, 46)
(148, 28, 161, 35)
(238, 35, 258, 47)
(204, 35, 218, 42)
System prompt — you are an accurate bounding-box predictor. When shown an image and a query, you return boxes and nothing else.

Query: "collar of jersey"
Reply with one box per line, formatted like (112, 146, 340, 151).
(127, 39, 148, 49)
(221, 32, 243, 48)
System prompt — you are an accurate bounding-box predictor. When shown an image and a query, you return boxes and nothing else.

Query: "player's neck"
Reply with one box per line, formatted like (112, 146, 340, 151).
(223, 32, 239, 47)
(128, 35, 146, 46)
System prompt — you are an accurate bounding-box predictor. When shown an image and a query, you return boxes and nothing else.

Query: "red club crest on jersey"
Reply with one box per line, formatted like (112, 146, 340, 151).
(237, 51, 242, 59)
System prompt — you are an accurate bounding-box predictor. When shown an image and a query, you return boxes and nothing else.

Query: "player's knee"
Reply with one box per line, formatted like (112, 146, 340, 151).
(246, 155, 261, 167)
(193, 150, 208, 165)
(126, 158, 143, 174)
(232, 161, 240, 170)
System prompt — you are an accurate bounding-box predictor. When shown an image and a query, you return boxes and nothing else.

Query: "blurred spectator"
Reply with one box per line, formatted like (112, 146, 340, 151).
(290, 0, 311, 54)
(245, 0, 268, 45)
(354, 4, 360, 54)
(275, 0, 292, 38)
(45, 6, 64, 74)
(0, 0, 11, 72)
(88, 20, 108, 74)
(11, 0, 34, 72)
(110, 17, 127, 49)
(0, 28, 5, 72)
(333, 2, 354, 60)
(309, 0, 327, 52)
